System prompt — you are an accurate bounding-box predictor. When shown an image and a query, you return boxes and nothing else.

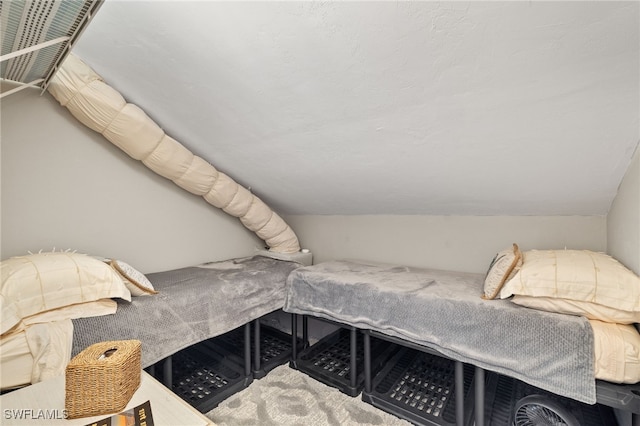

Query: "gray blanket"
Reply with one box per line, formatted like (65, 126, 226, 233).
(284, 260, 596, 404)
(72, 256, 301, 368)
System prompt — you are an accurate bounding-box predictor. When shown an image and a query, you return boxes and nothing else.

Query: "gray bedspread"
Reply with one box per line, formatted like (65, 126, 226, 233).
(72, 255, 301, 368)
(284, 260, 596, 404)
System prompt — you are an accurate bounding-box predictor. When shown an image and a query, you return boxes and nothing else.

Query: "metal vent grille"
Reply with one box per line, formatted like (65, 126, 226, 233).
(0, 0, 103, 98)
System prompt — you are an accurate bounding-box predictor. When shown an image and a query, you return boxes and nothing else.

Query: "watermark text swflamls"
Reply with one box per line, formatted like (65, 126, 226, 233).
(4, 409, 68, 420)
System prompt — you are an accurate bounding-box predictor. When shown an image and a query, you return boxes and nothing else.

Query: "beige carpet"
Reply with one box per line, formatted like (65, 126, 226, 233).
(206, 365, 411, 425)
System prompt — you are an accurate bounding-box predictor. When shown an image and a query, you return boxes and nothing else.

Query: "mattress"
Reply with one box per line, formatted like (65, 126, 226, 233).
(283, 260, 622, 404)
(72, 255, 301, 368)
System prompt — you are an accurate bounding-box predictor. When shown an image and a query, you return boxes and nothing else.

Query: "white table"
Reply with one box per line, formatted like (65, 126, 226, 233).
(0, 371, 215, 425)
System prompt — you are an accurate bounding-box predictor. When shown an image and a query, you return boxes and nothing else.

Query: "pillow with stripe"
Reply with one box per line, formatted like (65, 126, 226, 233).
(500, 249, 640, 316)
(1, 251, 131, 335)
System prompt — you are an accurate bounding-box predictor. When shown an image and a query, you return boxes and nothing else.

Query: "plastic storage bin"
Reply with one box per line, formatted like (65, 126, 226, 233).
(292, 327, 400, 397)
(155, 342, 250, 413)
(205, 323, 301, 378)
(363, 346, 475, 426)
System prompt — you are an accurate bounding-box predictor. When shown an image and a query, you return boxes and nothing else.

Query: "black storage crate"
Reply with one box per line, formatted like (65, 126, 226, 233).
(204, 324, 301, 378)
(292, 328, 399, 397)
(154, 343, 251, 413)
(363, 346, 475, 426)
(483, 372, 618, 426)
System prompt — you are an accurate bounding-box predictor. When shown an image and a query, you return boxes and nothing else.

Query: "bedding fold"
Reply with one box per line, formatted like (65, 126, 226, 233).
(0, 299, 118, 389)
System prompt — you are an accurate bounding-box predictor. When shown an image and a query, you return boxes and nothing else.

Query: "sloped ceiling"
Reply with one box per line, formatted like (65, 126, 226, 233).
(71, 1, 638, 216)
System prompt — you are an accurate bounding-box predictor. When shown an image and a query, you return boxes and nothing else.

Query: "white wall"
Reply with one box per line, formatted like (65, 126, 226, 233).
(607, 146, 640, 275)
(284, 214, 606, 273)
(0, 88, 262, 273)
(0, 87, 617, 276)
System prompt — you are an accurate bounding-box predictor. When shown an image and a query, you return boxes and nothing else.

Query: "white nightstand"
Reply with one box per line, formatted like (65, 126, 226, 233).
(0, 371, 214, 425)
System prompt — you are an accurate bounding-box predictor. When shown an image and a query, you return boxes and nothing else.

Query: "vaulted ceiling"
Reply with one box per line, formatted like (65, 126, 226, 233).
(69, 1, 639, 215)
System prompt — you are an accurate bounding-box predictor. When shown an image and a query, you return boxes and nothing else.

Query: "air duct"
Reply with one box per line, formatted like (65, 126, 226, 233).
(47, 53, 300, 254)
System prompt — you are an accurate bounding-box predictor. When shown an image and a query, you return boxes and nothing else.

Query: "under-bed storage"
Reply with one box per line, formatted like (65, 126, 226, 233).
(363, 330, 621, 426)
(363, 344, 475, 426)
(151, 327, 252, 413)
(150, 313, 303, 412)
(289, 316, 400, 396)
(203, 315, 305, 379)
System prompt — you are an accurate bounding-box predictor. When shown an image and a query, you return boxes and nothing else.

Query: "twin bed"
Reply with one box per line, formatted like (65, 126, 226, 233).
(71, 255, 300, 370)
(283, 250, 640, 425)
(2, 248, 639, 425)
(285, 260, 596, 403)
(0, 252, 303, 392)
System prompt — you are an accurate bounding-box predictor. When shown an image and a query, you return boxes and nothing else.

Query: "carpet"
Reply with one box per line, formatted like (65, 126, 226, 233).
(206, 365, 411, 425)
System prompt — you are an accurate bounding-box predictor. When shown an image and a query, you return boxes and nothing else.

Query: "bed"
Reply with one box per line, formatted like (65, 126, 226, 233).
(1, 251, 304, 392)
(283, 249, 640, 424)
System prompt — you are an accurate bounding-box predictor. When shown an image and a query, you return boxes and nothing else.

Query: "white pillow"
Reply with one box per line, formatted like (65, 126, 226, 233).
(500, 249, 640, 313)
(482, 243, 522, 300)
(110, 260, 157, 296)
(1, 252, 131, 334)
(591, 319, 640, 383)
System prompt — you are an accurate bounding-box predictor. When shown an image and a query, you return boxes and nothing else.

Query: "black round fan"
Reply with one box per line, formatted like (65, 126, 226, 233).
(513, 395, 579, 426)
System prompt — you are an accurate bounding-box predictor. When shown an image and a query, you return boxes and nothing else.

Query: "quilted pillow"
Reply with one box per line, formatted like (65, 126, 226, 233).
(482, 243, 522, 300)
(110, 260, 157, 296)
(1, 251, 131, 334)
(499, 249, 640, 314)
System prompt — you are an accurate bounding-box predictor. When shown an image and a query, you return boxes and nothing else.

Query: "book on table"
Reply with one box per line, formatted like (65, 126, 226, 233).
(83, 400, 153, 426)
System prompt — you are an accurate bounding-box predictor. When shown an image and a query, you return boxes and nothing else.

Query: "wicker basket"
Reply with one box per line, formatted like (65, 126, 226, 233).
(65, 340, 142, 419)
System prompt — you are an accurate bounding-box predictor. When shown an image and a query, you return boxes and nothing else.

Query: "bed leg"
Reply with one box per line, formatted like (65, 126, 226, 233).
(350, 327, 357, 390)
(633, 413, 640, 426)
(253, 318, 261, 375)
(291, 313, 298, 361)
(302, 315, 308, 346)
(163, 355, 172, 390)
(455, 361, 464, 426)
(363, 331, 372, 393)
(474, 366, 485, 426)
(244, 322, 251, 377)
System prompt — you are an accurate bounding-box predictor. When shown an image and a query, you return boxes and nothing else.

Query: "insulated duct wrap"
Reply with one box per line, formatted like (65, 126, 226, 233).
(47, 54, 300, 253)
